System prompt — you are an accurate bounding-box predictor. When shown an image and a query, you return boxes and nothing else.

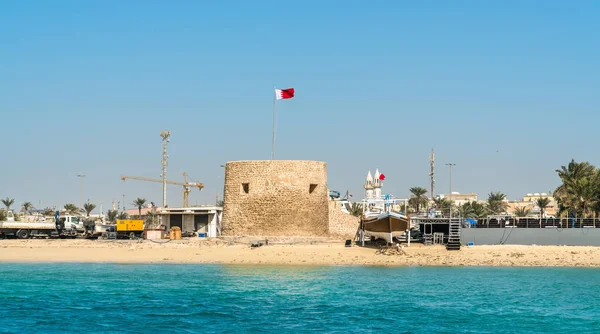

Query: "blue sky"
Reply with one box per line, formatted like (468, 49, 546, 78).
(1, 1, 599, 212)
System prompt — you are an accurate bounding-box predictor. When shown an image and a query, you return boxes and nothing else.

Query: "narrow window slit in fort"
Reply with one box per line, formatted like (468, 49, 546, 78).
(309, 184, 318, 194)
(241, 183, 250, 194)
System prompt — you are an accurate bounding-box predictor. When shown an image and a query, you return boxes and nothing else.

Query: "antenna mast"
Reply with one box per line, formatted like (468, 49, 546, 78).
(430, 148, 435, 203)
(160, 130, 171, 208)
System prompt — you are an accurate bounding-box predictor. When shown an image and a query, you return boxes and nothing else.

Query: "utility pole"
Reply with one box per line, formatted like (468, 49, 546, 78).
(219, 164, 226, 206)
(446, 163, 456, 219)
(429, 148, 435, 210)
(77, 174, 86, 209)
(122, 194, 126, 213)
(160, 130, 171, 208)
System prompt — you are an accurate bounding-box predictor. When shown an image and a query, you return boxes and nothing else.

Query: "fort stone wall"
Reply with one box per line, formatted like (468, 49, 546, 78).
(221, 160, 329, 237)
(328, 201, 360, 239)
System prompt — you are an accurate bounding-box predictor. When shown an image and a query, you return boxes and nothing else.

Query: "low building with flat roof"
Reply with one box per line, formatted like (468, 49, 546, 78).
(159, 206, 222, 237)
(438, 192, 479, 207)
(507, 193, 557, 218)
(127, 206, 223, 237)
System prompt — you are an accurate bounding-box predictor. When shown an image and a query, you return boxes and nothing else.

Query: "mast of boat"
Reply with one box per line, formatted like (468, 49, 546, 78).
(360, 215, 365, 247)
(361, 197, 366, 247)
(405, 197, 410, 247)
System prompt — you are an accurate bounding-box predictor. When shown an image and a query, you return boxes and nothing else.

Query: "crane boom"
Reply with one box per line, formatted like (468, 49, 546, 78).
(120, 175, 204, 189)
(120, 174, 204, 207)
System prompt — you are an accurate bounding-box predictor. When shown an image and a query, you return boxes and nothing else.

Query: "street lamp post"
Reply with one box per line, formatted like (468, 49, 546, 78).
(445, 163, 456, 220)
(122, 194, 126, 213)
(77, 174, 86, 209)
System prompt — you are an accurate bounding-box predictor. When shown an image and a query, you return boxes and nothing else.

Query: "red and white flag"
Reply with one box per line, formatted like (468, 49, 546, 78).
(275, 88, 294, 100)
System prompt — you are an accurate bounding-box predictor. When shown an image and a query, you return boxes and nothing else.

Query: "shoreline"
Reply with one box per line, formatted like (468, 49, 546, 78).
(2, 239, 600, 267)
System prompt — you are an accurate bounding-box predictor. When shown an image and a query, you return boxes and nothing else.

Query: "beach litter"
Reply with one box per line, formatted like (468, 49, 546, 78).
(376, 244, 406, 256)
(250, 241, 264, 249)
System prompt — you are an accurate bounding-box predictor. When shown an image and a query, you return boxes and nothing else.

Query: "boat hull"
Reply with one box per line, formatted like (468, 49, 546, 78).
(363, 212, 410, 243)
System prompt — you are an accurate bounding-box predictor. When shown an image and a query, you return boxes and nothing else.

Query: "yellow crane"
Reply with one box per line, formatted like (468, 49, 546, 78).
(120, 172, 204, 207)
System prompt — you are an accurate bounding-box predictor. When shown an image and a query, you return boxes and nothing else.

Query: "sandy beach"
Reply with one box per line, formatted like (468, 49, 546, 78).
(1, 238, 599, 267)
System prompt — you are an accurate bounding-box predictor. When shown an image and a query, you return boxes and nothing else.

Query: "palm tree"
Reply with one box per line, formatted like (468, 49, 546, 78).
(471, 202, 488, 219)
(458, 201, 487, 219)
(132, 198, 147, 218)
(2, 197, 15, 213)
(555, 160, 595, 199)
(513, 206, 532, 227)
(349, 202, 364, 217)
(554, 160, 598, 218)
(555, 161, 600, 219)
(43, 207, 54, 216)
(487, 192, 508, 215)
(433, 197, 452, 217)
(117, 211, 129, 220)
(107, 209, 118, 223)
(569, 175, 599, 218)
(63, 203, 79, 215)
(458, 202, 474, 218)
(408, 187, 428, 214)
(513, 206, 532, 218)
(536, 197, 551, 220)
(21, 201, 34, 214)
(83, 202, 96, 217)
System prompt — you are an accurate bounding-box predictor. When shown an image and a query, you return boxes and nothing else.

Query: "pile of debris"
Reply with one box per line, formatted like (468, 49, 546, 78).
(375, 244, 406, 256)
(250, 239, 269, 249)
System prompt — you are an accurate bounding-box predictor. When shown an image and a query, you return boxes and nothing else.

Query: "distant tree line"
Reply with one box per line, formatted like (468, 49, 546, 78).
(0, 196, 151, 223)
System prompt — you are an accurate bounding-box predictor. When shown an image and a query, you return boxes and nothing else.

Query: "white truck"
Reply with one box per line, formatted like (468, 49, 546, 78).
(58, 215, 85, 231)
(0, 221, 59, 239)
(0, 212, 78, 239)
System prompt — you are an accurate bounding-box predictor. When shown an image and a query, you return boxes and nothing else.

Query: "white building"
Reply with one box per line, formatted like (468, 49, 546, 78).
(438, 192, 479, 207)
(158, 206, 223, 237)
(126, 205, 223, 237)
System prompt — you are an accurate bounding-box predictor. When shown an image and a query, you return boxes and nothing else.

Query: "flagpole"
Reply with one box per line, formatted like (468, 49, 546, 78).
(271, 87, 277, 160)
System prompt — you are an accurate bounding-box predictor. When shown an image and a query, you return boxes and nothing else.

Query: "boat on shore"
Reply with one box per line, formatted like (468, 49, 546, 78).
(362, 211, 410, 243)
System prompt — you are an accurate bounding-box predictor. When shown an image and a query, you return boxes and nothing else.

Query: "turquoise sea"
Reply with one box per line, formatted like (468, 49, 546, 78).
(0, 264, 599, 333)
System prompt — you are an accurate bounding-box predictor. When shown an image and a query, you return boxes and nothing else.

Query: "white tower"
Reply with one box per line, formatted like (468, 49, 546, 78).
(364, 170, 374, 199)
(373, 168, 382, 199)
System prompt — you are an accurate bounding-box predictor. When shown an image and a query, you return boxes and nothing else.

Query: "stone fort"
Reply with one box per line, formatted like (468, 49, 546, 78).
(221, 160, 329, 236)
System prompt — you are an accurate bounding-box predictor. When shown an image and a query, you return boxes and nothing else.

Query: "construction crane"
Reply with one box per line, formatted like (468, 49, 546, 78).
(120, 172, 204, 207)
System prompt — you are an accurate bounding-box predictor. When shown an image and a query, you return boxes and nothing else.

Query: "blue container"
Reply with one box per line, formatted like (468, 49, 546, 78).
(198, 233, 207, 238)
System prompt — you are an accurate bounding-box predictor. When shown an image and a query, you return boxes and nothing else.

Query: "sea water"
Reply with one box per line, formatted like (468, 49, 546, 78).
(0, 264, 599, 333)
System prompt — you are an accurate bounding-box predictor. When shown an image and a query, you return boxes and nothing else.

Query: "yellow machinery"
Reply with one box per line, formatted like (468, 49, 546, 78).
(116, 220, 145, 239)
